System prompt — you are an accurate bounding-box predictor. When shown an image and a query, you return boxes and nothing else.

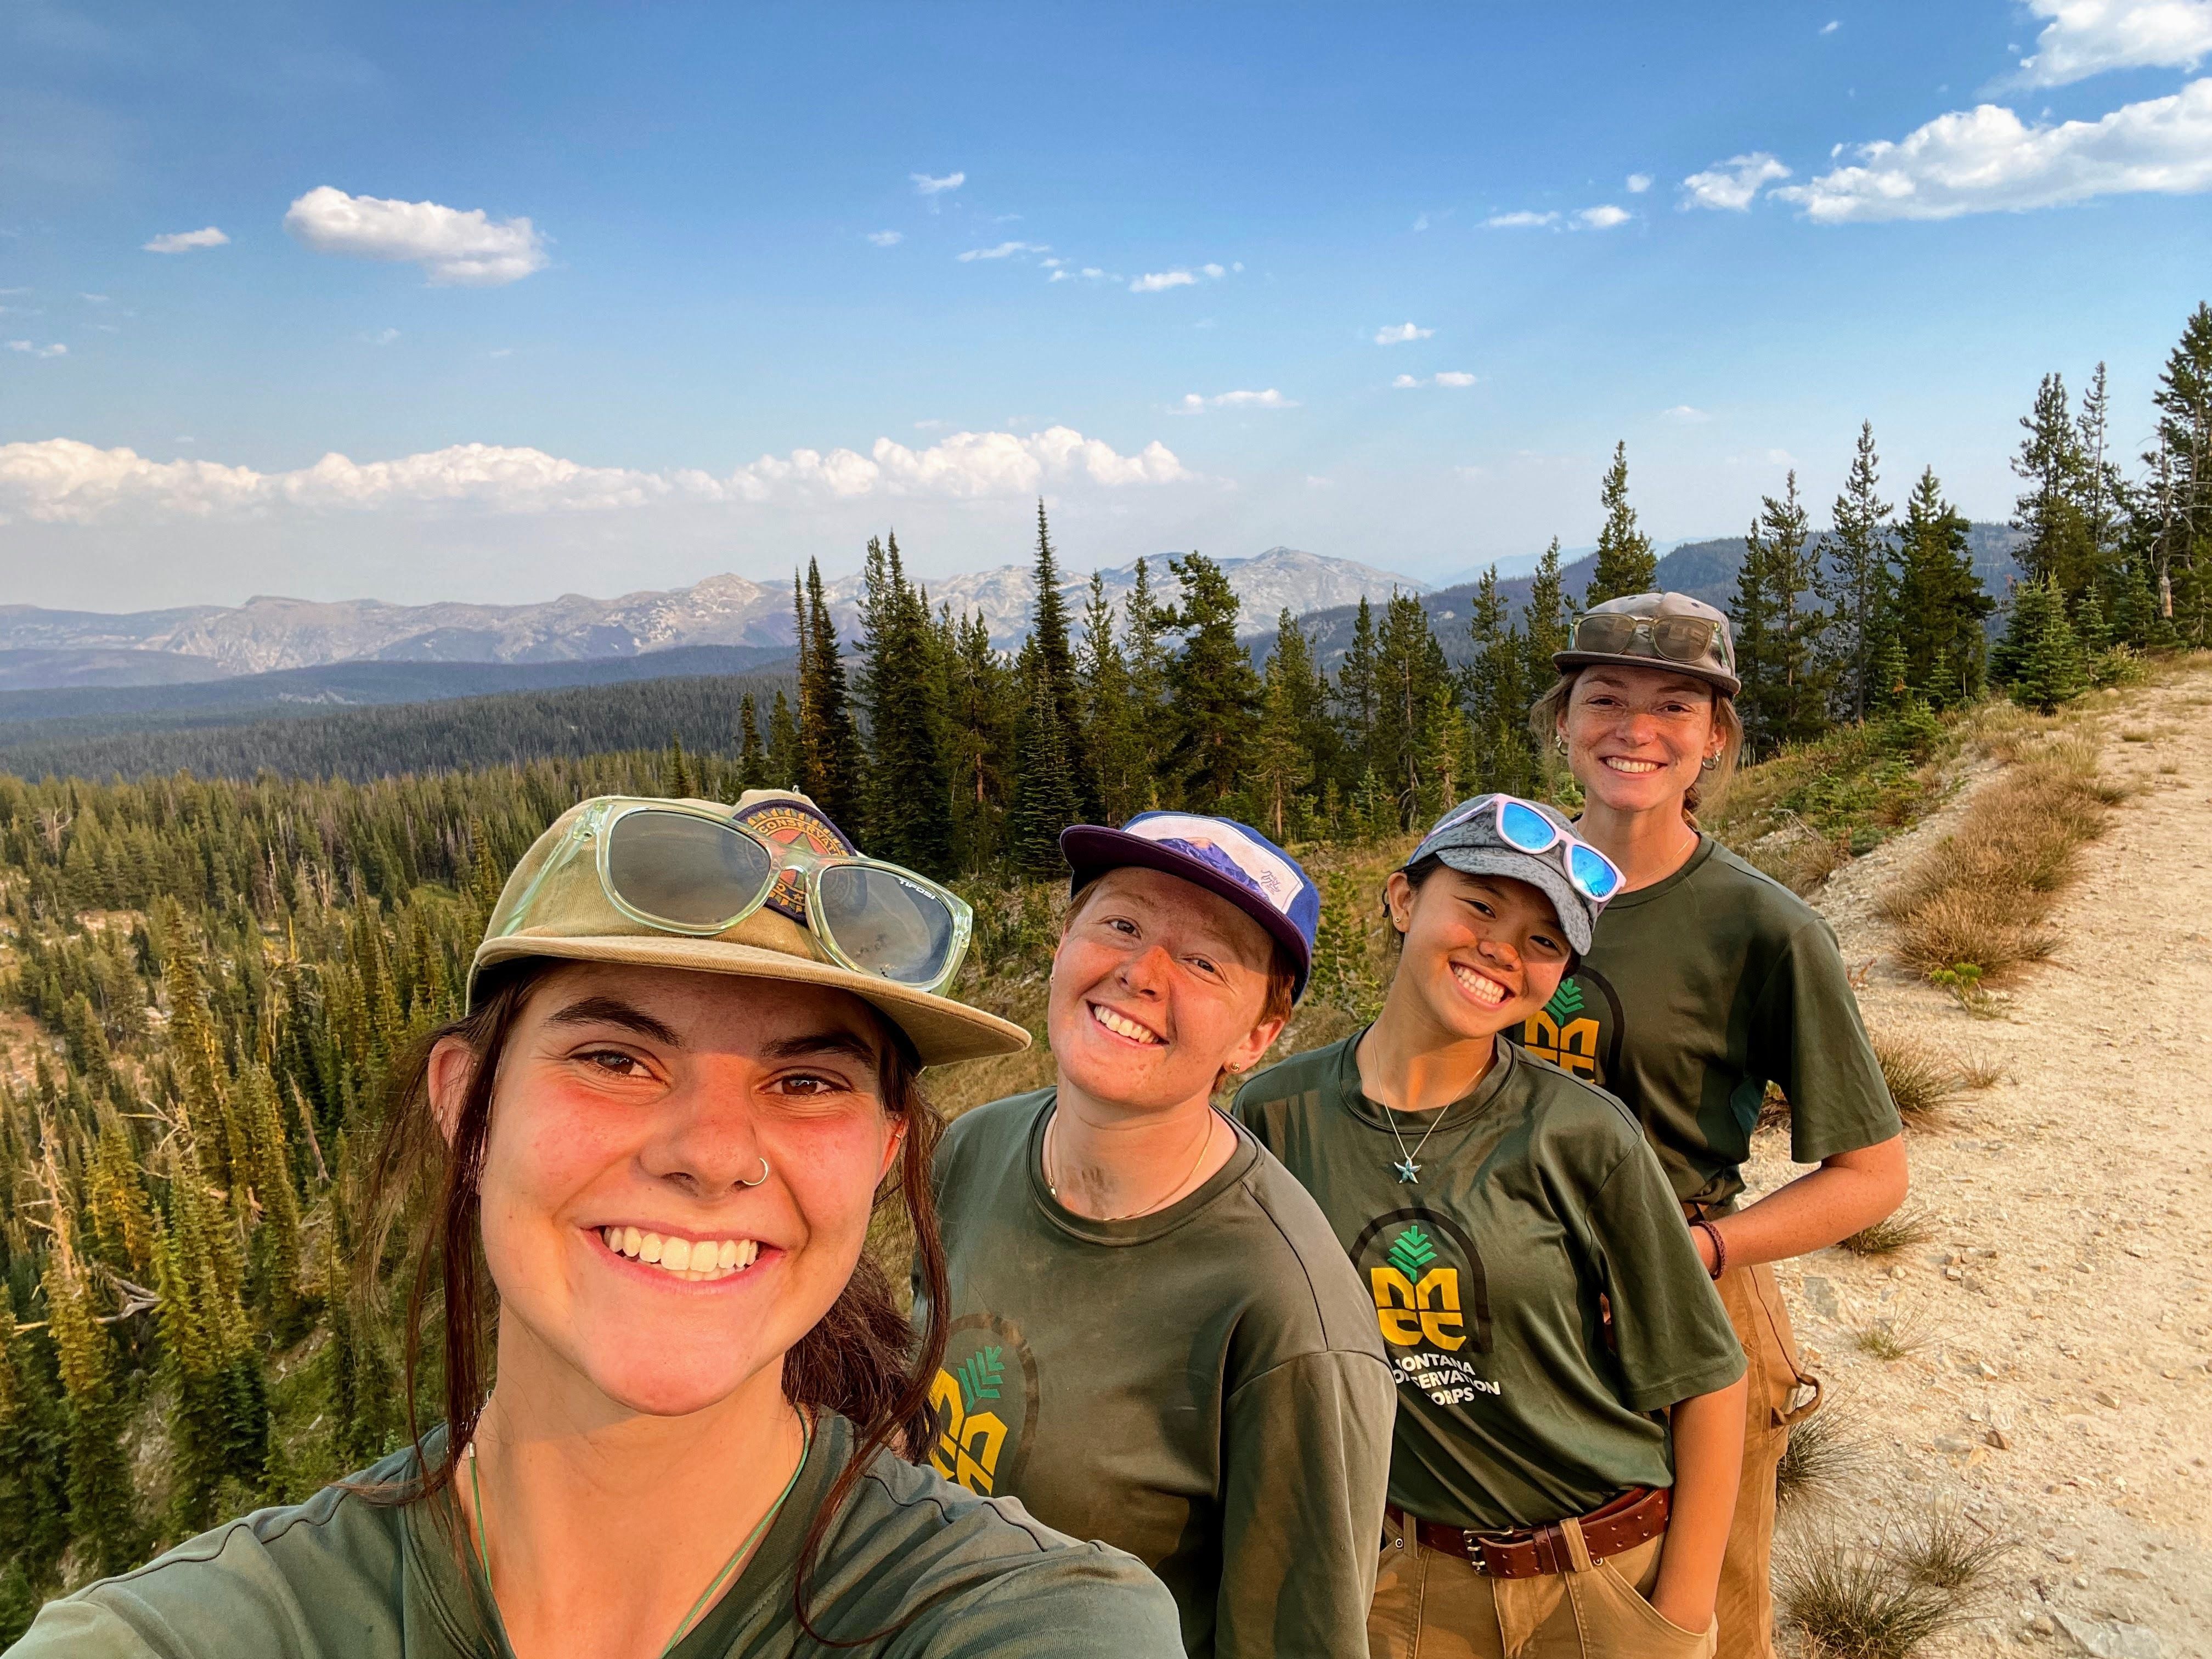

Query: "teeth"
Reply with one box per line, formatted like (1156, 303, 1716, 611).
(1091, 1003, 1163, 1044)
(1605, 757, 1661, 773)
(600, 1229, 761, 1281)
(1452, 963, 1507, 1006)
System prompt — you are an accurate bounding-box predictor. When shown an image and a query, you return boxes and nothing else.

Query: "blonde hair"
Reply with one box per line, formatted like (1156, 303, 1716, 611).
(1530, 669, 1743, 822)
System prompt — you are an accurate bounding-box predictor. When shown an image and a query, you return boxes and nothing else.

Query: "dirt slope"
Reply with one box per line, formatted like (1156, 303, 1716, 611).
(1741, 665, 2212, 1657)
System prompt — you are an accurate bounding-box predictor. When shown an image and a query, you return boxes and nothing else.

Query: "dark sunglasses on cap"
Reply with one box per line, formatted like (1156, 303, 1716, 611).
(496, 798, 973, 993)
(1572, 611, 1723, 665)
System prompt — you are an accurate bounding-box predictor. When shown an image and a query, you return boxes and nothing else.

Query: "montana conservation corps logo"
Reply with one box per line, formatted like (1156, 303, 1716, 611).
(729, 798, 856, 926)
(928, 1312, 1039, 1497)
(1352, 1209, 1498, 1408)
(1515, 968, 1622, 1086)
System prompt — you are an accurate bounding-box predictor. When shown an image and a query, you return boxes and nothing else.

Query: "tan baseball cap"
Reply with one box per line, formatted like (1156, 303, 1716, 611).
(469, 790, 1031, 1068)
(1553, 590, 1741, 697)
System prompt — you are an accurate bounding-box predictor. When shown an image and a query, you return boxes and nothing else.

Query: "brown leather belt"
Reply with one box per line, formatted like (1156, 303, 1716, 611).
(1384, 1486, 1669, 1578)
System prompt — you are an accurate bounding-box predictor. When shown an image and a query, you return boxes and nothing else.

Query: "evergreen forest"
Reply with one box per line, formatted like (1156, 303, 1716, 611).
(0, 306, 2207, 1634)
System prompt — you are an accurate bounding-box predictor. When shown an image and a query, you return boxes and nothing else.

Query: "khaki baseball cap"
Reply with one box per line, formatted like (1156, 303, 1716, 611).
(1553, 590, 1741, 697)
(469, 790, 1031, 1068)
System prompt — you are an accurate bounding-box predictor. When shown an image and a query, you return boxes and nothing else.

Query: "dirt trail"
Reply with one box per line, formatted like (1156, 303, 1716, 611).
(1740, 666, 2212, 1658)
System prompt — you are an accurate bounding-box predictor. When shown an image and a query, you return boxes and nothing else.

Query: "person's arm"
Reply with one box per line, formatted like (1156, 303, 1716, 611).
(9, 1600, 165, 1658)
(1695, 1135, 1909, 1272)
(1647, 1374, 1747, 1634)
(1213, 1350, 1396, 1659)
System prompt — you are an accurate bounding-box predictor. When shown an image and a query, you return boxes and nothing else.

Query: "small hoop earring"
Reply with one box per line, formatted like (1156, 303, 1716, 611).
(1701, 754, 1719, 771)
(736, 1157, 770, 1188)
(1554, 734, 1570, 758)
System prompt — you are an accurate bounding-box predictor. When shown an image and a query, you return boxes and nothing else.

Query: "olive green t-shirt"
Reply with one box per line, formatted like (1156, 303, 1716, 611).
(920, 1090, 1396, 1659)
(1233, 1035, 1745, 1532)
(1506, 834, 1901, 1208)
(14, 1413, 1181, 1658)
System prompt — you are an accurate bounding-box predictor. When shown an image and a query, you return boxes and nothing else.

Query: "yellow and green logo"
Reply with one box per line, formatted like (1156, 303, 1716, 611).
(1370, 1222, 1466, 1351)
(1521, 977, 1600, 1081)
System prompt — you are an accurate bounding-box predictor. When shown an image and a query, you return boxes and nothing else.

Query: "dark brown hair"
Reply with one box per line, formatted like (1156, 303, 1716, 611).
(1528, 668, 1743, 822)
(1063, 871, 1299, 1093)
(356, 956, 950, 1640)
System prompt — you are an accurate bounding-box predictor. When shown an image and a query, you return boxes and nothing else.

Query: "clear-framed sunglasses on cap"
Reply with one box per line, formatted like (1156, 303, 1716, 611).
(493, 797, 974, 994)
(1429, 795, 1624, 902)
(1571, 610, 1724, 666)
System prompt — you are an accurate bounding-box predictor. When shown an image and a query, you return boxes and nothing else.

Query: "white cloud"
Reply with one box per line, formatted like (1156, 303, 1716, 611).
(911, 171, 966, 195)
(1774, 77, 2212, 220)
(1578, 204, 1633, 228)
(6, 341, 67, 358)
(1201, 262, 1226, 278)
(371, 328, 399, 346)
(283, 187, 548, 285)
(143, 226, 228, 253)
(1483, 209, 1560, 227)
(1820, 18, 1841, 35)
(1392, 371, 1476, 388)
(1626, 173, 1653, 193)
(1681, 153, 1793, 210)
(1413, 212, 1430, 230)
(1132, 269, 1197, 292)
(1374, 321, 1435, 343)
(1180, 388, 1297, 411)
(957, 240, 1048, 261)
(1661, 404, 1713, 422)
(80, 292, 109, 303)
(2017, 0, 2212, 87)
(865, 229, 903, 246)
(0, 427, 1192, 524)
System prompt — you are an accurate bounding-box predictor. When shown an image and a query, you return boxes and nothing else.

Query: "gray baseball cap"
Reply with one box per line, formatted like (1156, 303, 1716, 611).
(1554, 590, 1741, 697)
(1404, 794, 1621, 955)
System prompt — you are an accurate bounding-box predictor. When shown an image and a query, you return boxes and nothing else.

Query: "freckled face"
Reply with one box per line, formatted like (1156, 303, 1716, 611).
(1387, 869, 1572, 1042)
(1047, 867, 1283, 1113)
(448, 965, 903, 1419)
(1561, 666, 1722, 815)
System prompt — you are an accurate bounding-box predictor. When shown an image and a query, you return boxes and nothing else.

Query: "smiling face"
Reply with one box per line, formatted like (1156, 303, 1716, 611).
(435, 963, 904, 1421)
(1385, 866, 1573, 1043)
(1559, 664, 1724, 816)
(1047, 865, 1288, 1114)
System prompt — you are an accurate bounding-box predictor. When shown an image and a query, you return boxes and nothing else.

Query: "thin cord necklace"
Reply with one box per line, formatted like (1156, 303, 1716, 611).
(1380, 1101, 1454, 1186)
(466, 1411, 813, 1657)
(1046, 1107, 1216, 1221)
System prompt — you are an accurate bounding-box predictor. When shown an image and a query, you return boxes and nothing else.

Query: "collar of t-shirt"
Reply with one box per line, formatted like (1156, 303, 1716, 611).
(1580, 830, 1717, 913)
(1333, 1028, 1521, 1137)
(1025, 1092, 1264, 1247)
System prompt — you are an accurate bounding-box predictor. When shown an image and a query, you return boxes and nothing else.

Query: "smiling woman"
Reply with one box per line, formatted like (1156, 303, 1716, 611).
(13, 792, 1183, 1659)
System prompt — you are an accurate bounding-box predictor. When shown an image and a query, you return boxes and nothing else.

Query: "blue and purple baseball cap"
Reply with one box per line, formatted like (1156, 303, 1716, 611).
(1059, 812, 1322, 1001)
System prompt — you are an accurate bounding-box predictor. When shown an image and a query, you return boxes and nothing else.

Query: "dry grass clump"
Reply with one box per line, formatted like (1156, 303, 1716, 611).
(1776, 1402, 1867, 1510)
(1889, 1508, 2016, 1592)
(1868, 1034, 1961, 1127)
(1882, 733, 2117, 981)
(1841, 1204, 1934, 1257)
(1778, 1528, 1959, 1659)
(1954, 1047, 2004, 1090)
(1852, 1311, 1929, 1362)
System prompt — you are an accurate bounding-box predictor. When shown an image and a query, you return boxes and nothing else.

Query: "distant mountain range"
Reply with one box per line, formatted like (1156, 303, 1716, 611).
(0, 548, 1426, 691)
(1278, 523, 2029, 668)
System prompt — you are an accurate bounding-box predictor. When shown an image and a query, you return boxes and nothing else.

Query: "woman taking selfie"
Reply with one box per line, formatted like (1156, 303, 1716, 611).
(20, 791, 1181, 1658)
(1236, 795, 1747, 1659)
(1521, 592, 1908, 1659)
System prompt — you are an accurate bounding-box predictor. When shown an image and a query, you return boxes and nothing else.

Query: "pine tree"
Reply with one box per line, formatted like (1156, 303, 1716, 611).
(766, 689, 802, 788)
(943, 608, 1017, 872)
(1370, 592, 1452, 827)
(1333, 597, 1380, 775)
(797, 559, 864, 826)
(1464, 566, 1534, 794)
(1820, 421, 1896, 722)
(662, 733, 695, 797)
(1584, 443, 1657, 605)
(1025, 501, 1093, 816)
(1009, 669, 1082, 877)
(1733, 472, 1831, 751)
(2076, 361, 2128, 604)
(1892, 467, 1995, 706)
(1081, 573, 1143, 827)
(736, 692, 767, 791)
(1991, 575, 2087, 712)
(857, 534, 953, 876)
(2147, 301, 2212, 645)
(1308, 872, 1381, 1018)
(1161, 553, 1263, 806)
(1521, 536, 1573, 688)
(40, 1161, 139, 1576)
(2011, 371, 2097, 603)
(1248, 627, 1314, 842)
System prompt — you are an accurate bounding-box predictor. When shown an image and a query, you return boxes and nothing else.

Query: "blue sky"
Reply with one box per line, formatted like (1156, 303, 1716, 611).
(3, 0, 2210, 610)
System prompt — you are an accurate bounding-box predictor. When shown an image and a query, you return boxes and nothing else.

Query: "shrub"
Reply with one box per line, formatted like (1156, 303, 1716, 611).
(1776, 1402, 1866, 1510)
(1778, 1527, 1961, 1659)
(1868, 1035, 1960, 1127)
(1841, 1204, 1934, 1257)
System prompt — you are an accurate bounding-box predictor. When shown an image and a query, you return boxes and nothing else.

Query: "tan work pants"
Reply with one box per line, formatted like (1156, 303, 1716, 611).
(1711, 1260, 1820, 1659)
(1369, 1511, 1716, 1659)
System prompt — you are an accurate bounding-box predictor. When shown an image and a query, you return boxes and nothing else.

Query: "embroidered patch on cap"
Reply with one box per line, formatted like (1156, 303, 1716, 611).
(1119, 812, 1302, 918)
(729, 798, 855, 924)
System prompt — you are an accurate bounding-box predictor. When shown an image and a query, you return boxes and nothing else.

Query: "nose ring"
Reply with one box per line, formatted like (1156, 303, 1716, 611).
(736, 1157, 770, 1189)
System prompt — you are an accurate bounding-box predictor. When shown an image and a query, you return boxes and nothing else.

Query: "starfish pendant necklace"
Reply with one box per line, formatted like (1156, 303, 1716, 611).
(1383, 1103, 1451, 1184)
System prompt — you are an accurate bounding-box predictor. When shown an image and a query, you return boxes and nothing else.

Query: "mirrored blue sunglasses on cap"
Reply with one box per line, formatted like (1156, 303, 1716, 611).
(1494, 798, 1623, 901)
